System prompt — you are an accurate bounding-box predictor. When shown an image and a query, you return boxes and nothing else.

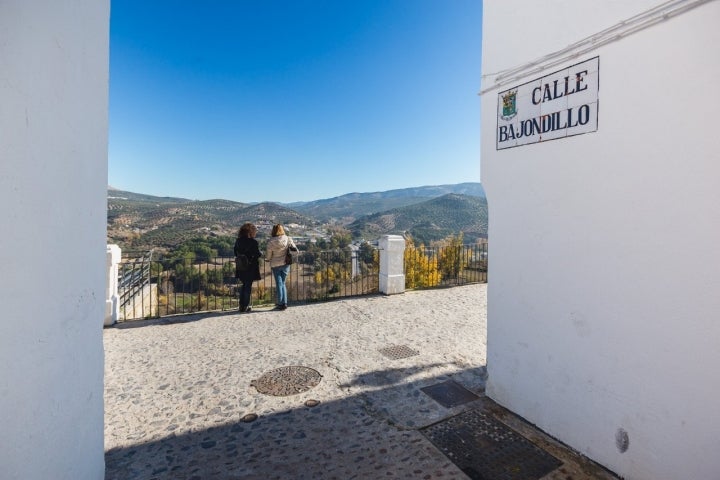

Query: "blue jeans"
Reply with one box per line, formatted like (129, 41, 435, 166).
(271, 265, 290, 306)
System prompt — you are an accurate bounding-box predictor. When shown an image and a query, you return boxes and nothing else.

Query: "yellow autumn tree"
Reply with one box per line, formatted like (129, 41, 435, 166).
(437, 233, 465, 282)
(314, 262, 350, 290)
(404, 236, 441, 288)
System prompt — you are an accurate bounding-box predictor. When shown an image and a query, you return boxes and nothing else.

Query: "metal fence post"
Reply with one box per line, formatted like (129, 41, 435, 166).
(105, 244, 121, 326)
(379, 235, 405, 295)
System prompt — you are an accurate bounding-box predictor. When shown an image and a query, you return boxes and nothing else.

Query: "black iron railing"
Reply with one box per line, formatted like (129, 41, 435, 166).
(117, 248, 381, 320)
(116, 243, 487, 321)
(404, 242, 488, 289)
(118, 250, 153, 315)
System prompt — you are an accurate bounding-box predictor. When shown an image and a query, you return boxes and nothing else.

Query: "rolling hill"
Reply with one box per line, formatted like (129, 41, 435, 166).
(107, 190, 316, 251)
(348, 193, 488, 244)
(288, 182, 485, 223)
(107, 183, 488, 251)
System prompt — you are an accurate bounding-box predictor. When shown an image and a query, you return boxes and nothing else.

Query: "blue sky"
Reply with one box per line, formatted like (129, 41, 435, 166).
(109, 1, 482, 203)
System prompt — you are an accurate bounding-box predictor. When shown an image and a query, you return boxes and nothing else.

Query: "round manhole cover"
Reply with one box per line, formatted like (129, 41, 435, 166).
(251, 366, 322, 396)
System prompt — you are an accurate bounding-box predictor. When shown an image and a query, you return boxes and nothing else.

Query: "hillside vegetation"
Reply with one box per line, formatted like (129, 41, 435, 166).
(348, 193, 488, 244)
(107, 183, 487, 251)
(289, 182, 485, 223)
(108, 190, 315, 251)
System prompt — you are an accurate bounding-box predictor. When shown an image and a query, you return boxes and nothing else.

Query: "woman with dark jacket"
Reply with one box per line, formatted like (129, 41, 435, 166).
(234, 222, 262, 312)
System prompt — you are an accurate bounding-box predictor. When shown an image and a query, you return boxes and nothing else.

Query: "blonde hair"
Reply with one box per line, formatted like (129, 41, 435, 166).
(271, 224, 285, 237)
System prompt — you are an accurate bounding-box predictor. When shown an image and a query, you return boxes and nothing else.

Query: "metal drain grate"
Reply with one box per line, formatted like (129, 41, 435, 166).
(378, 344, 419, 360)
(421, 380, 480, 408)
(421, 408, 562, 480)
(251, 366, 322, 396)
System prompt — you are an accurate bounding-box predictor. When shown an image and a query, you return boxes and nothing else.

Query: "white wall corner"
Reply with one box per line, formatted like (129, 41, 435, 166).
(0, 1, 109, 478)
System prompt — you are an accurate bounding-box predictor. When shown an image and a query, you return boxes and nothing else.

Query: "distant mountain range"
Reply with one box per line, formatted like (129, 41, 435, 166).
(349, 193, 488, 243)
(287, 182, 485, 222)
(107, 183, 487, 250)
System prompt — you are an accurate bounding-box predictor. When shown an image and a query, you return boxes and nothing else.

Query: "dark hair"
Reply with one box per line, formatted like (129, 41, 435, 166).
(238, 222, 257, 238)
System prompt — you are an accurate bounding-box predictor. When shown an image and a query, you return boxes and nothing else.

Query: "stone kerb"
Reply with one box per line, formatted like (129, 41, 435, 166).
(105, 244, 121, 326)
(379, 234, 405, 295)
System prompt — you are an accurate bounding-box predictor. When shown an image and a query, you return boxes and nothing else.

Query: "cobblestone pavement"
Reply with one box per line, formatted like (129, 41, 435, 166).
(104, 284, 617, 480)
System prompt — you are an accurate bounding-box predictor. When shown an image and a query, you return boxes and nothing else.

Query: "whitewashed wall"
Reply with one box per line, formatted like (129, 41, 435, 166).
(481, 1, 720, 479)
(0, 1, 109, 479)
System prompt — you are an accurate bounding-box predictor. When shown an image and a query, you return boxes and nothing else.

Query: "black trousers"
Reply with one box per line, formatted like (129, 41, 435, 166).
(238, 278, 253, 309)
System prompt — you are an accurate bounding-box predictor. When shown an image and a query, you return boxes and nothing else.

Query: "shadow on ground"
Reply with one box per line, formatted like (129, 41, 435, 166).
(105, 365, 616, 480)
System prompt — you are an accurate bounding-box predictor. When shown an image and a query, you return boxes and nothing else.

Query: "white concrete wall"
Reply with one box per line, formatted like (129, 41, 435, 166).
(0, 1, 109, 479)
(481, 1, 720, 479)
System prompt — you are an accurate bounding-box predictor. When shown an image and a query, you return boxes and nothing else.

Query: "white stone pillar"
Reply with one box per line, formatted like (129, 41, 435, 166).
(379, 235, 405, 295)
(105, 245, 121, 326)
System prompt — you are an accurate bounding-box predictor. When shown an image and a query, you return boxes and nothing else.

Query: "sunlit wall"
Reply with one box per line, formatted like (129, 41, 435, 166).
(481, 1, 720, 478)
(0, 1, 109, 478)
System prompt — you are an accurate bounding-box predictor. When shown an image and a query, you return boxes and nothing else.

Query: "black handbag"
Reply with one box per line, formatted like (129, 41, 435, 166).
(235, 254, 249, 276)
(284, 244, 298, 265)
(284, 248, 293, 265)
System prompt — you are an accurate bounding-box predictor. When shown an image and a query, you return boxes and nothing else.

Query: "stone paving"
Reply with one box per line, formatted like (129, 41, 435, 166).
(104, 284, 618, 480)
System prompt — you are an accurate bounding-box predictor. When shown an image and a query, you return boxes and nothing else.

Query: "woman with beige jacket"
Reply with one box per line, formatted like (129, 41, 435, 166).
(265, 224, 297, 310)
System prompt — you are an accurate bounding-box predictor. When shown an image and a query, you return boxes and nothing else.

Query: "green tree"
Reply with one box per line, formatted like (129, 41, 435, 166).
(358, 241, 376, 264)
(206, 267, 223, 285)
(194, 244, 216, 261)
(209, 236, 235, 257)
(149, 262, 163, 280)
(221, 261, 236, 278)
(331, 229, 352, 249)
(173, 262, 200, 291)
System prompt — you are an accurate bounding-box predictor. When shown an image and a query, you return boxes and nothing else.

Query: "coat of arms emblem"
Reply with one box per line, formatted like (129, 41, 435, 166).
(501, 90, 517, 120)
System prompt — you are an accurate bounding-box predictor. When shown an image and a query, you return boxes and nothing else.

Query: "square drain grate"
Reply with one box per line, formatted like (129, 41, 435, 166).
(378, 344, 419, 360)
(421, 380, 480, 408)
(421, 408, 562, 480)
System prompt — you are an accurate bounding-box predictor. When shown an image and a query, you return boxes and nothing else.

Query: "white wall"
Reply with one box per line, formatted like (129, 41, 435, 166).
(0, 1, 109, 479)
(481, 1, 720, 479)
